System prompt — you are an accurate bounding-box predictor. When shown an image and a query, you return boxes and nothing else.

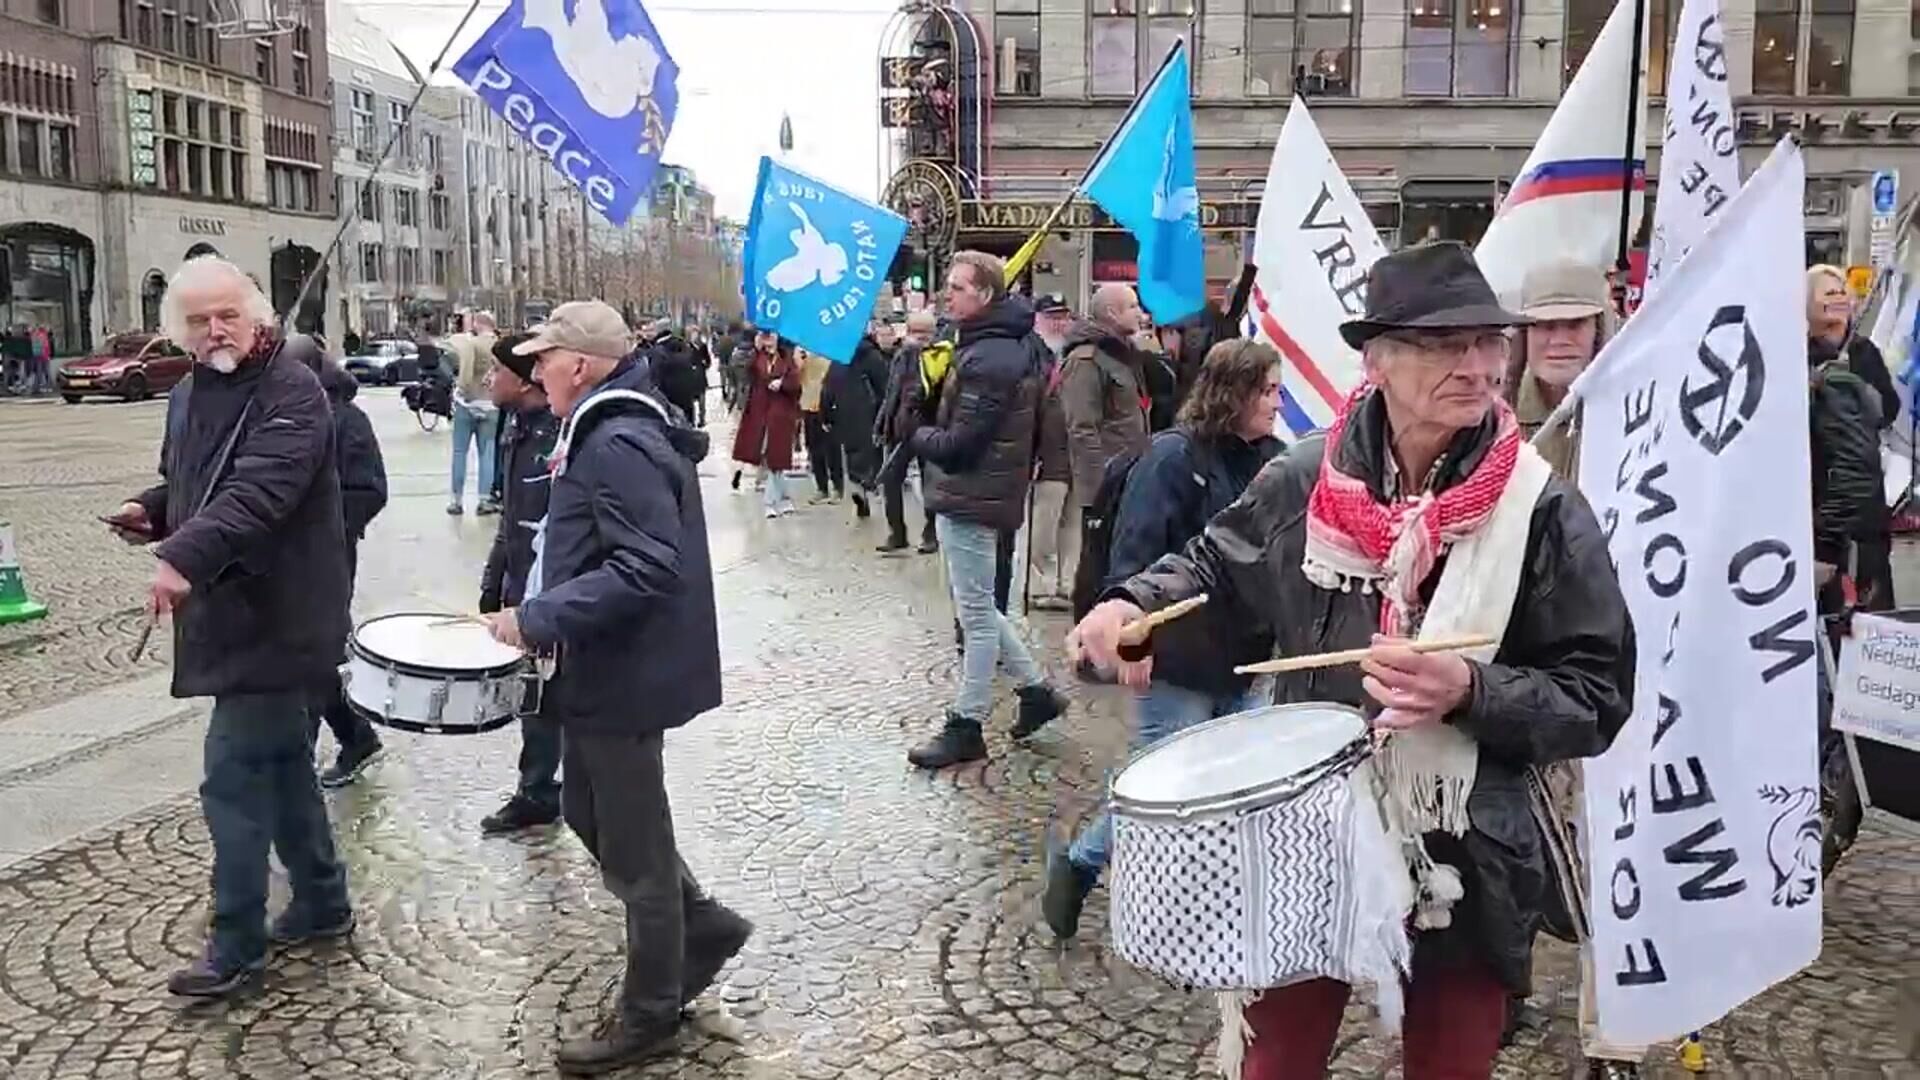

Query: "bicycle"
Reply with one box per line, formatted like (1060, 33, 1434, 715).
(401, 372, 452, 433)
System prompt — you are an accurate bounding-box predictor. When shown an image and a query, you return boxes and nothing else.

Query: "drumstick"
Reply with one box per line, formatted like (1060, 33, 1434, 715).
(428, 613, 488, 628)
(1117, 594, 1209, 646)
(130, 611, 158, 662)
(1232, 633, 1496, 675)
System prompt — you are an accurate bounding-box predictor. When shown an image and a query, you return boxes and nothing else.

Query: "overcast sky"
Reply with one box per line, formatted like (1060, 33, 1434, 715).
(361, 0, 898, 220)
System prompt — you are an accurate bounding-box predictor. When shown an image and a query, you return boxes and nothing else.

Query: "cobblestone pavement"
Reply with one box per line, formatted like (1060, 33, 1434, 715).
(0, 390, 1915, 1079)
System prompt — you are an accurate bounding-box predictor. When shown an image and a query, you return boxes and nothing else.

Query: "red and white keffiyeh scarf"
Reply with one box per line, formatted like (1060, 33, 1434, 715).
(1301, 386, 1523, 636)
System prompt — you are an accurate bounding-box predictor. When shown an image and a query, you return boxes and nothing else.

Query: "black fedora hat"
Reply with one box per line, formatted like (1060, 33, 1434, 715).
(1339, 241, 1529, 349)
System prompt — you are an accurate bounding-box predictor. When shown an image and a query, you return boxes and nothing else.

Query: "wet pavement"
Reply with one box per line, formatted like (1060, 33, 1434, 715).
(0, 389, 1915, 1079)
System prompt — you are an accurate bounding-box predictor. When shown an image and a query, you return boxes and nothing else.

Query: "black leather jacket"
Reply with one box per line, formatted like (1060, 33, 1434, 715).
(1106, 392, 1636, 991)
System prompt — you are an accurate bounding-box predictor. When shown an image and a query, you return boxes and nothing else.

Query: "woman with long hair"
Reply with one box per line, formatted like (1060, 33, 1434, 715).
(1042, 338, 1287, 940)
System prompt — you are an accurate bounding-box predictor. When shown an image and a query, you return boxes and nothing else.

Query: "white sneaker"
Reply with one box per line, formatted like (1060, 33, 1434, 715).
(778, 503, 797, 517)
(764, 507, 779, 519)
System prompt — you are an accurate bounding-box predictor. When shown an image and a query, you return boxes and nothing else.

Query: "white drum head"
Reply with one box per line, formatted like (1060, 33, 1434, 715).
(352, 613, 524, 672)
(1112, 703, 1366, 807)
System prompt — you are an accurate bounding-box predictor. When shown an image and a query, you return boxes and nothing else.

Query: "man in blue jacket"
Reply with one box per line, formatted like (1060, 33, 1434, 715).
(482, 301, 750, 1075)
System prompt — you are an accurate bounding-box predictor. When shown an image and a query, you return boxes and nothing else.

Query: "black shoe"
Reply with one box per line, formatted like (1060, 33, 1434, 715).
(876, 534, 910, 553)
(270, 906, 355, 947)
(476, 499, 501, 517)
(730, 470, 742, 491)
(556, 1015, 679, 1075)
(319, 740, 384, 789)
(907, 715, 986, 769)
(682, 906, 754, 1006)
(480, 796, 561, 836)
(850, 491, 871, 519)
(1042, 850, 1099, 940)
(917, 536, 940, 555)
(1011, 684, 1067, 740)
(166, 951, 265, 998)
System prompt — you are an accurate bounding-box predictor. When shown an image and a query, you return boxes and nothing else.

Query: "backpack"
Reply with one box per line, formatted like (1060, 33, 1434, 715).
(1070, 430, 1201, 620)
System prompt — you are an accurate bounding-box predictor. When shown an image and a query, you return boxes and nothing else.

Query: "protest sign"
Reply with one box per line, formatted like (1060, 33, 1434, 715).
(1571, 138, 1823, 1044)
(1834, 612, 1920, 752)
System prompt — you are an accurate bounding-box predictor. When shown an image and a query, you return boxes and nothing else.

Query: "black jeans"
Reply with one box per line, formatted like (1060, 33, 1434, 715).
(515, 711, 562, 812)
(313, 683, 382, 756)
(563, 730, 718, 1026)
(803, 412, 844, 497)
(881, 438, 935, 544)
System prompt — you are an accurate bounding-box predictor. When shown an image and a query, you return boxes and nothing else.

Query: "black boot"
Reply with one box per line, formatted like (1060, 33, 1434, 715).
(907, 714, 986, 769)
(1041, 849, 1099, 940)
(480, 795, 561, 836)
(876, 532, 909, 553)
(850, 491, 871, 519)
(682, 905, 754, 1006)
(555, 1015, 679, 1075)
(1011, 684, 1067, 740)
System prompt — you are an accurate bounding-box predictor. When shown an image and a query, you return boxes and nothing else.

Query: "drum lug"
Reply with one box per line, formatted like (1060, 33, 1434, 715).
(385, 664, 399, 721)
(428, 679, 452, 724)
(337, 663, 351, 689)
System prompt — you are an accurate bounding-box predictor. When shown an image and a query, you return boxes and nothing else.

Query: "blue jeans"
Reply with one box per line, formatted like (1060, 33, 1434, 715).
(1067, 681, 1266, 874)
(450, 403, 499, 503)
(202, 692, 349, 969)
(938, 514, 1044, 721)
(517, 712, 563, 813)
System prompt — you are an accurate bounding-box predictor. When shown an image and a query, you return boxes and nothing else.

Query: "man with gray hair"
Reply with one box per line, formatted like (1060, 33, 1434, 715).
(104, 255, 353, 998)
(1059, 284, 1150, 518)
(482, 301, 748, 1073)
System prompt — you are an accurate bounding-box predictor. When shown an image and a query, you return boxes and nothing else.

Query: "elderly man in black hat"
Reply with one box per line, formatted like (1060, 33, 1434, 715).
(1072, 242, 1636, 1077)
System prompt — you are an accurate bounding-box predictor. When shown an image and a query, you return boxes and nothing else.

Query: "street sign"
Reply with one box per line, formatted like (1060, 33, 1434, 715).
(1871, 168, 1899, 269)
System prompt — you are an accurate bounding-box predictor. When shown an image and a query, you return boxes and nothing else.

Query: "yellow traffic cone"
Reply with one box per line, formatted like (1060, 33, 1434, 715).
(0, 522, 49, 625)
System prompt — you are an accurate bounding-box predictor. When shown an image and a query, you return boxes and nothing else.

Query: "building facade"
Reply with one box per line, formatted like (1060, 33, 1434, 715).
(880, 0, 1920, 309)
(0, 0, 335, 354)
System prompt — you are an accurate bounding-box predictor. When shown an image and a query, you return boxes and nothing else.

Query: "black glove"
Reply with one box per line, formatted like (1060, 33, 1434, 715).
(478, 592, 501, 615)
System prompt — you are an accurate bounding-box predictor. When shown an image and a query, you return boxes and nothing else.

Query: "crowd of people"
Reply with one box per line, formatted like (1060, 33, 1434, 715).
(94, 236, 1901, 1079)
(0, 322, 55, 396)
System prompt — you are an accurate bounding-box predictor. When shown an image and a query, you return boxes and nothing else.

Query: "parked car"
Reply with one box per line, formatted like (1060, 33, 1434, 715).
(344, 339, 419, 385)
(57, 333, 191, 403)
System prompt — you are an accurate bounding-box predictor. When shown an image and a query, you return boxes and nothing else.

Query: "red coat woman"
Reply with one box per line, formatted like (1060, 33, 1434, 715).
(731, 336, 802, 471)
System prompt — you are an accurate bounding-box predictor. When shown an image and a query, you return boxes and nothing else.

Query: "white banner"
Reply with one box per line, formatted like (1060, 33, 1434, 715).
(1642, 0, 1739, 299)
(1475, 0, 1647, 303)
(1246, 97, 1385, 436)
(1572, 139, 1823, 1045)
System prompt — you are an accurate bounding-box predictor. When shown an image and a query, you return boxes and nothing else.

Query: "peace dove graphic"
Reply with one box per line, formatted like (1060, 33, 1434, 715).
(522, 0, 663, 119)
(765, 204, 849, 292)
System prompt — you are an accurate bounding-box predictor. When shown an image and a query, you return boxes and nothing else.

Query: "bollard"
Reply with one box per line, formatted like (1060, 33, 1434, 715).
(0, 522, 49, 625)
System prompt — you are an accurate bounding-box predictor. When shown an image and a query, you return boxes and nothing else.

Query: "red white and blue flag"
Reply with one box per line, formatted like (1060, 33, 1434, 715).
(1475, 0, 1649, 301)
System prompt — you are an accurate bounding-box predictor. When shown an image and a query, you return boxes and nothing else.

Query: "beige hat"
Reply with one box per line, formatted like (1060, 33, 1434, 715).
(512, 300, 631, 360)
(1519, 260, 1611, 322)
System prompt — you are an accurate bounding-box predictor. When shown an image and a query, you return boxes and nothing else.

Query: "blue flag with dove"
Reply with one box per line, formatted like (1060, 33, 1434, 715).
(1081, 42, 1203, 322)
(741, 158, 908, 364)
(452, 0, 678, 226)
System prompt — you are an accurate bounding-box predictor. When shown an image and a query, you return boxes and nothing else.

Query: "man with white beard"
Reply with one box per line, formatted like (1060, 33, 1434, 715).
(1027, 294, 1079, 609)
(104, 256, 353, 999)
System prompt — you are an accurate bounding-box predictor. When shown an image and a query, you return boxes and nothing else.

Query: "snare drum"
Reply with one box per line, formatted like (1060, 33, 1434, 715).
(1108, 703, 1405, 991)
(343, 612, 533, 734)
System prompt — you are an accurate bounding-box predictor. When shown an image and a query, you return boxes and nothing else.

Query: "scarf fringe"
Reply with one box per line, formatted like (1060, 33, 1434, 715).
(1215, 990, 1258, 1080)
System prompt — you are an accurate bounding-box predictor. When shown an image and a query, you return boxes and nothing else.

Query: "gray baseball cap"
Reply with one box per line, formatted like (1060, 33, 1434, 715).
(1520, 260, 1611, 321)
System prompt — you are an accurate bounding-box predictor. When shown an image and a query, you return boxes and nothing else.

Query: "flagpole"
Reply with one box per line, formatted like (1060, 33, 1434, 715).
(1003, 39, 1187, 283)
(1612, 0, 1649, 316)
(281, 0, 489, 335)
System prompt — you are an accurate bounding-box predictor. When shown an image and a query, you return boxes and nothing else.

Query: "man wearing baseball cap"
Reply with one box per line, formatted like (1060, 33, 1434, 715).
(482, 300, 750, 1073)
(1506, 259, 1612, 477)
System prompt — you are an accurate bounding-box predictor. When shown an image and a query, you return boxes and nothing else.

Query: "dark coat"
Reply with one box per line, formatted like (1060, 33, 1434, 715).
(731, 347, 802, 471)
(910, 295, 1043, 532)
(648, 332, 705, 418)
(480, 401, 560, 612)
(135, 334, 350, 699)
(1106, 393, 1635, 993)
(878, 340, 929, 443)
(1059, 322, 1151, 504)
(320, 361, 387, 546)
(1810, 347, 1885, 564)
(1035, 354, 1072, 485)
(517, 360, 721, 734)
(1107, 426, 1282, 694)
(824, 335, 890, 452)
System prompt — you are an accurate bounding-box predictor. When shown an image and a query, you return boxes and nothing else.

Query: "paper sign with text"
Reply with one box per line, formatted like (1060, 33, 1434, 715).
(1834, 612, 1920, 752)
(1571, 138, 1822, 1044)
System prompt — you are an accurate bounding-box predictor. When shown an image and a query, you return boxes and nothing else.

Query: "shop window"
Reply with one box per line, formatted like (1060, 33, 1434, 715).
(1091, 0, 1197, 97)
(38, 0, 61, 24)
(1248, 0, 1357, 97)
(1807, 0, 1853, 94)
(1564, 0, 1667, 89)
(996, 0, 1041, 96)
(1406, 0, 1516, 97)
(1400, 181, 1495, 247)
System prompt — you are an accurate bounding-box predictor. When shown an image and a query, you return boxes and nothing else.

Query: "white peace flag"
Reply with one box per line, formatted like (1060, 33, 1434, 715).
(1642, 0, 1740, 299)
(1571, 138, 1823, 1045)
(1245, 97, 1386, 436)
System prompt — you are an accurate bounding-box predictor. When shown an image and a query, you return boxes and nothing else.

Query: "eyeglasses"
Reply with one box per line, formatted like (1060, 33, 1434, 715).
(1382, 330, 1511, 363)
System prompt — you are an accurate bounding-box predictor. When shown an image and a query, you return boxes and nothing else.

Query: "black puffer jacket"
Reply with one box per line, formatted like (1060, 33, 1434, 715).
(480, 401, 560, 612)
(319, 360, 387, 547)
(1106, 392, 1635, 993)
(1108, 427, 1282, 694)
(135, 334, 350, 699)
(910, 295, 1042, 531)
